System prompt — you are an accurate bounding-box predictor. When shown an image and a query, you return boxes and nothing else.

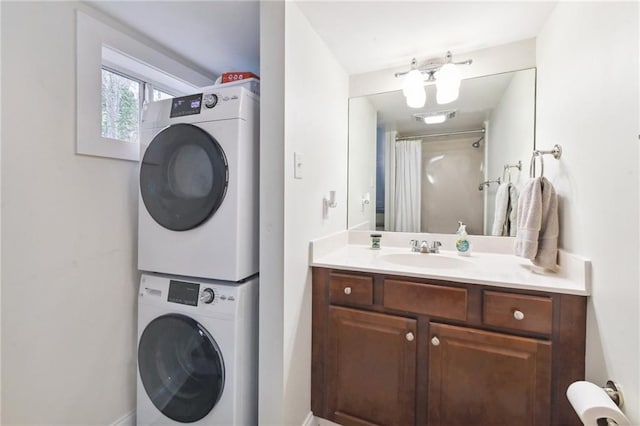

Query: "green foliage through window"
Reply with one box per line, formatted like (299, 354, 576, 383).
(101, 68, 140, 143)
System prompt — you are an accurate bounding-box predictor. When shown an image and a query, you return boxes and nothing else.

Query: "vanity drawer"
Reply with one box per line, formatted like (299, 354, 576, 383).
(329, 273, 373, 307)
(383, 280, 467, 321)
(483, 291, 553, 335)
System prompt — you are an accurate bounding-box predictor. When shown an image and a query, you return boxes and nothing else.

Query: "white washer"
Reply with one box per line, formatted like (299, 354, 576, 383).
(137, 273, 258, 425)
(138, 85, 258, 281)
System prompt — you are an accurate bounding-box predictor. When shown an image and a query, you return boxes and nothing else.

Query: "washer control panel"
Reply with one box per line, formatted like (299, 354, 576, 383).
(167, 280, 199, 306)
(197, 286, 237, 306)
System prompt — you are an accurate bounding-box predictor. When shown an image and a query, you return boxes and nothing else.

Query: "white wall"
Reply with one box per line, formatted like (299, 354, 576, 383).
(1, 2, 139, 424)
(258, 1, 286, 424)
(259, 2, 349, 425)
(347, 97, 377, 230)
(485, 69, 536, 233)
(536, 2, 639, 421)
(283, 3, 349, 423)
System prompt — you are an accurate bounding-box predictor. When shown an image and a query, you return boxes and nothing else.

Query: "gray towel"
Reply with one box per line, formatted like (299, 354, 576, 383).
(514, 177, 558, 269)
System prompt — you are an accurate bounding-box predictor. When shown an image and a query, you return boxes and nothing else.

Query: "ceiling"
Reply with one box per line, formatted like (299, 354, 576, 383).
(86, 1, 555, 81)
(297, 1, 557, 75)
(87, 1, 260, 78)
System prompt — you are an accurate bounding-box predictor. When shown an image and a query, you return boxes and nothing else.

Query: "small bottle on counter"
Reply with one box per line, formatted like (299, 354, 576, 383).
(370, 233, 382, 249)
(455, 221, 471, 256)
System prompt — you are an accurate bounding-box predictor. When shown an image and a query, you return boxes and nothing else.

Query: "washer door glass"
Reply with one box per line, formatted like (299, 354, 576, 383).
(140, 123, 228, 231)
(138, 314, 225, 423)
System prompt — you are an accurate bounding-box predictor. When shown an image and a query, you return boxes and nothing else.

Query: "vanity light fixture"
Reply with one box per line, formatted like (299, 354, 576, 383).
(414, 110, 456, 125)
(395, 51, 471, 108)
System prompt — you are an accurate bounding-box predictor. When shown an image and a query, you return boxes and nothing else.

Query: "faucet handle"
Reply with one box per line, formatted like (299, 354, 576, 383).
(430, 241, 442, 253)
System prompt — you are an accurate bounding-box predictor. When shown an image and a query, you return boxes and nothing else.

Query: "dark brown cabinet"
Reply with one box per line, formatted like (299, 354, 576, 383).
(427, 323, 551, 426)
(312, 267, 587, 426)
(327, 307, 417, 426)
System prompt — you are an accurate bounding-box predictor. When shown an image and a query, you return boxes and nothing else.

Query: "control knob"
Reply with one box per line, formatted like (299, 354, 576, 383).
(200, 288, 215, 304)
(203, 93, 218, 109)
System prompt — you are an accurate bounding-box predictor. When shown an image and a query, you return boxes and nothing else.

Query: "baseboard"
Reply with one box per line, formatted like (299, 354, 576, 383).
(302, 411, 317, 426)
(111, 411, 135, 426)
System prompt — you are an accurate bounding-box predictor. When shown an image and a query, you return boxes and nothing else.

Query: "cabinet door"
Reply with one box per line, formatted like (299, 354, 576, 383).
(327, 306, 417, 426)
(428, 323, 551, 426)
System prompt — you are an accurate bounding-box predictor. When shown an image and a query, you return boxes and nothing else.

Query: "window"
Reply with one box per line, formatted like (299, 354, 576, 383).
(76, 10, 215, 161)
(101, 67, 141, 143)
(100, 66, 177, 145)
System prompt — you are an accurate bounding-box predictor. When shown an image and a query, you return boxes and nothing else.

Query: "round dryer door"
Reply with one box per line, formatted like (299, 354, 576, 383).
(138, 314, 225, 423)
(140, 123, 228, 231)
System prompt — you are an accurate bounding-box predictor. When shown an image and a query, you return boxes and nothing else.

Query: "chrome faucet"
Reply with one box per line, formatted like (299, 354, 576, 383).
(410, 239, 442, 253)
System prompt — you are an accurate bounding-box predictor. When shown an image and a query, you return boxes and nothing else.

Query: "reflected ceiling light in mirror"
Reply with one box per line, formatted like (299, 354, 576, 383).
(395, 51, 471, 108)
(402, 60, 426, 108)
(414, 110, 456, 125)
(435, 59, 462, 104)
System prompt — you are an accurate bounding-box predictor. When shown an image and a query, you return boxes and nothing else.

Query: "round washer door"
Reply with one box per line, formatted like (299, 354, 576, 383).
(138, 314, 225, 423)
(140, 123, 228, 231)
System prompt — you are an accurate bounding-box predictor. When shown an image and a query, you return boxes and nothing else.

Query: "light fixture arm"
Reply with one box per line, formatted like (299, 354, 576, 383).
(394, 51, 472, 78)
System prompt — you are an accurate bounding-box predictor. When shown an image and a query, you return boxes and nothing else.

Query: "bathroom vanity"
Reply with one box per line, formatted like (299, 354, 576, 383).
(310, 232, 590, 426)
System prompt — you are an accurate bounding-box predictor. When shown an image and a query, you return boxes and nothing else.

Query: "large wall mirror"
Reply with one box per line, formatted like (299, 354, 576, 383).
(347, 68, 536, 236)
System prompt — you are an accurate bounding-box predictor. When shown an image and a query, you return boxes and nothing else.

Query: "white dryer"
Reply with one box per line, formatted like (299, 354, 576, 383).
(138, 85, 258, 281)
(137, 273, 258, 425)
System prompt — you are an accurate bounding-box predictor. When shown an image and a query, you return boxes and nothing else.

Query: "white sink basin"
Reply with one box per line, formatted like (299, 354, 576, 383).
(379, 253, 472, 269)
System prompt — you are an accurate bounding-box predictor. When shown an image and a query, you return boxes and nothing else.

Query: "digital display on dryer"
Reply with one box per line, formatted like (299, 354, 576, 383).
(168, 280, 200, 306)
(170, 93, 203, 118)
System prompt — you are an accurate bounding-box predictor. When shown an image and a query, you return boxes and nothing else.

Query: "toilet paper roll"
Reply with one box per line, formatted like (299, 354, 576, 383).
(567, 381, 630, 426)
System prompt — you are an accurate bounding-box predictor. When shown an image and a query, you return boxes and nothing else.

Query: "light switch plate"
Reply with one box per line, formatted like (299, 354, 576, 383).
(294, 152, 304, 179)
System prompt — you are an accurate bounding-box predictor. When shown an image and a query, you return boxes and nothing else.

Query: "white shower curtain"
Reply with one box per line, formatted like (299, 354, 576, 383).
(391, 139, 422, 232)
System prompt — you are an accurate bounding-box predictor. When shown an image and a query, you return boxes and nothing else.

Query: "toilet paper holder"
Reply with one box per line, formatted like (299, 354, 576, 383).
(603, 380, 623, 408)
(598, 380, 624, 426)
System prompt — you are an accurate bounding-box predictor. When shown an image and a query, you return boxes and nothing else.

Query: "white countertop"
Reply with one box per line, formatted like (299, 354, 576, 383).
(310, 231, 591, 296)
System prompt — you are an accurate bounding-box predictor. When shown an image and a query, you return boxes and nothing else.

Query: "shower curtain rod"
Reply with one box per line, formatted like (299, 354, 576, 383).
(395, 128, 485, 142)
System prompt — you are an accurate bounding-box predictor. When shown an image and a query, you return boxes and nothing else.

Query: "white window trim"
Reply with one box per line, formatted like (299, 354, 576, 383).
(76, 10, 214, 161)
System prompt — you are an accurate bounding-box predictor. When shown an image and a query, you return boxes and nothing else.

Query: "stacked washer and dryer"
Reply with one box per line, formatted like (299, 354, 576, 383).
(136, 84, 259, 425)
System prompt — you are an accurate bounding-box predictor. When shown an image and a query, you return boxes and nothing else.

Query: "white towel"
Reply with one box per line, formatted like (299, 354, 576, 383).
(491, 183, 510, 236)
(508, 184, 519, 237)
(514, 177, 558, 269)
(491, 183, 519, 236)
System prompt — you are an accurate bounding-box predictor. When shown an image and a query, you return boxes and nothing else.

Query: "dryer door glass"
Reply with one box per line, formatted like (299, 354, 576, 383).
(140, 123, 228, 231)
(138, 314, 225, 423)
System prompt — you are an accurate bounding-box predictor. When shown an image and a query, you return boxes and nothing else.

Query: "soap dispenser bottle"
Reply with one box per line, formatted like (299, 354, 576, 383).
(455, 221, 471, 257)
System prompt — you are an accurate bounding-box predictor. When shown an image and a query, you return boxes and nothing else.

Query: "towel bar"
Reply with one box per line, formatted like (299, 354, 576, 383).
(529, 144, 562, 178)
(478, 177, 501, 191)
(503, 160, 522, 182)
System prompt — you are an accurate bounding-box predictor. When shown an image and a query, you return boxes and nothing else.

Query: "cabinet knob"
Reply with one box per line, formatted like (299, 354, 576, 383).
(513, 310, 525, 321)
(431, 336, 440, 346)
(405, 332, 414, 342)
(344, 287, 352, 295)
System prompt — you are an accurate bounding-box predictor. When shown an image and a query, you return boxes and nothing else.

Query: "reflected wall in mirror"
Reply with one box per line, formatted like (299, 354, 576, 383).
(347, 68, 536, 236)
